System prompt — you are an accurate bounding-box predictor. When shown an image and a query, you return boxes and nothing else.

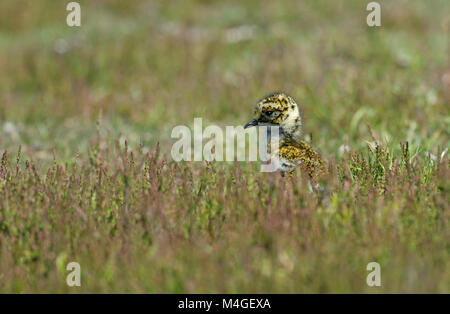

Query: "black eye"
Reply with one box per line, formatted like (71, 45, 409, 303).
(264, 110, 280, 119)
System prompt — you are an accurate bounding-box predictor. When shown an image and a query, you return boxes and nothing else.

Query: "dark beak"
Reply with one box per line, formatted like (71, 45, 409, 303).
(244, 119, 258, 129)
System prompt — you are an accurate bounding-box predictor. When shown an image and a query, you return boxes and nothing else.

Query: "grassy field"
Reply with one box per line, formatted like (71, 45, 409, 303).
(0, 0, 449, 293)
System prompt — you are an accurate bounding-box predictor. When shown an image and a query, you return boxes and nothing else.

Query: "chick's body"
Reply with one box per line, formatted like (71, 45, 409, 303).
(276, 140, 326, 178)
(245, 92, 326, 178)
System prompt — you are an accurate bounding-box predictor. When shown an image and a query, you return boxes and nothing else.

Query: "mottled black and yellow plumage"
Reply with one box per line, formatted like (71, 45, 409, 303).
(245, 92, 326, 178)
(277, 140, 326, 178)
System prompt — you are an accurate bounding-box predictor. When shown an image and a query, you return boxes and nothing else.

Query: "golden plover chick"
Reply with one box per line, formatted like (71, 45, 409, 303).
(244, 92, 326, 179)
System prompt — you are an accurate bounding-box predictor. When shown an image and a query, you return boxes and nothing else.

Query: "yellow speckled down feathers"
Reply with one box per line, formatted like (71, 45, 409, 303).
(277, 140, 327, 178)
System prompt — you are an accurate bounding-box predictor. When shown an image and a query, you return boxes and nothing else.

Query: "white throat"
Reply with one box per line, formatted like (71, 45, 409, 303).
(280, 112, 303, 143)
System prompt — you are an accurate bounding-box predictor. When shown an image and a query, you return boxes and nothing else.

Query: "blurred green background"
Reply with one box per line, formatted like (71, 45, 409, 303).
(0, 0, 448, 164)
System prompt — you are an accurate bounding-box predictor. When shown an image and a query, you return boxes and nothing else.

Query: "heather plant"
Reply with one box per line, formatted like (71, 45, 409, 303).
(0, 135, 448, 292)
